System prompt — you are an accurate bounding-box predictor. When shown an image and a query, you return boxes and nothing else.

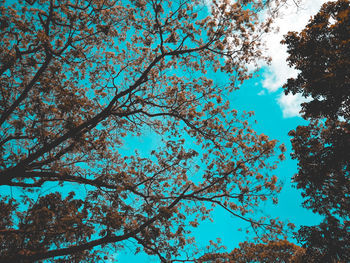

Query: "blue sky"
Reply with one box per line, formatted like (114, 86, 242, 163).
(115, 1, 332, 261)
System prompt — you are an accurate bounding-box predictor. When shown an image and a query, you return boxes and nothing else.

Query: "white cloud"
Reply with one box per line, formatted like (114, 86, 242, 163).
(260, 0, 330, 117)
(277, 92, 311, 118)
(258, 89, 266, 96)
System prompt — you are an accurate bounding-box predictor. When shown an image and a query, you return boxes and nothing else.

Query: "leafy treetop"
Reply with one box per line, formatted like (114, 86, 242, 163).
(283, 0, 350, 262)
(282, 0, 350, 120)
(0, 0, 288, 262)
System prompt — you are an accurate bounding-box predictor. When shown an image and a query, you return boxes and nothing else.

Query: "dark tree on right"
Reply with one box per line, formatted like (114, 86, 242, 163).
(282, 0, 350, 262)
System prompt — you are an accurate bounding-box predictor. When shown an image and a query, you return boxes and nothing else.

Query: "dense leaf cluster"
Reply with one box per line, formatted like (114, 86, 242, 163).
(0, 0, 288, 262)
(283, 0, 350, 261)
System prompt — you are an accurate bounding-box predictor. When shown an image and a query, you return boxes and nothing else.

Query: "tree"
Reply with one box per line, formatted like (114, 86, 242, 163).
(0, 0, 288, 262)
(197, 240, 305, 263)
(282, 0, 350, 120)
(282, 0, 350, 261)
(297, 216, 350, 262)
(288, 120, 350, 218)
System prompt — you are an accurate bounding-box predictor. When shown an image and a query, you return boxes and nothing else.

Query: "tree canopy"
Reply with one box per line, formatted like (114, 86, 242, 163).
(198, 240, 305, 263)
(282, 0, 350, 120)
(0, 0, 289, 262)
(283, 0, 350, 261)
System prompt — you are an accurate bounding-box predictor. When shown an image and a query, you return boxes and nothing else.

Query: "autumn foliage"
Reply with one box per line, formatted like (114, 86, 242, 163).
(0, 0, 291, 261)
(198, 240, 305, 263)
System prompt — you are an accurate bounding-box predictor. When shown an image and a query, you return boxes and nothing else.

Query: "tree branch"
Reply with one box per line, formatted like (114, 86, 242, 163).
(4, 186, 191, 261)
